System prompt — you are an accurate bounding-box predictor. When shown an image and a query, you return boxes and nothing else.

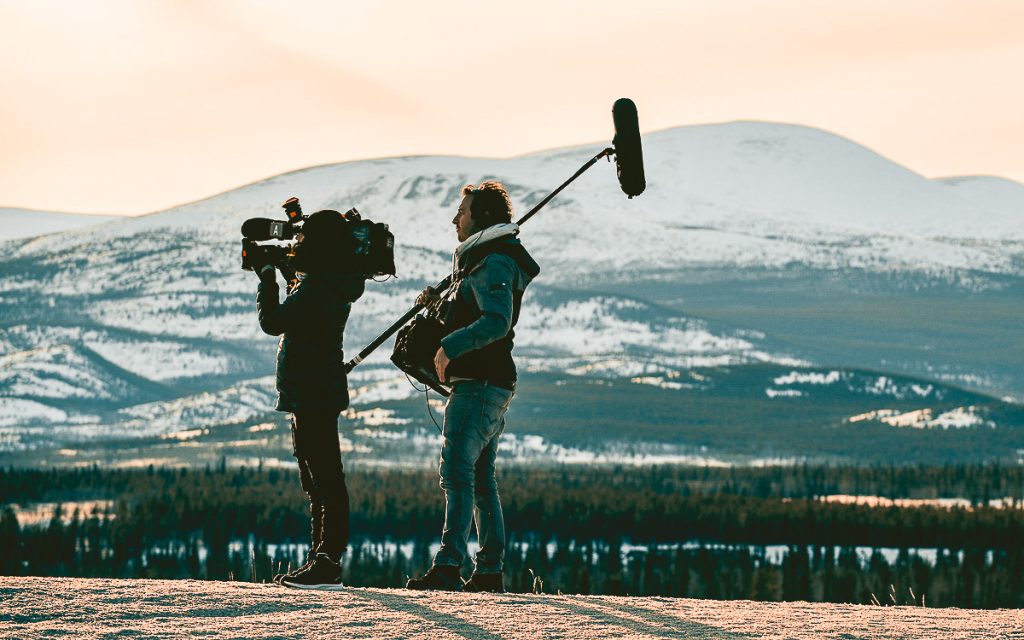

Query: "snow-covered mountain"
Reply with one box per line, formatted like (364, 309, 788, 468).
(12, 121, 1024, 277)
(0, 208, 117, 241)
(1, 121, 1022, 462)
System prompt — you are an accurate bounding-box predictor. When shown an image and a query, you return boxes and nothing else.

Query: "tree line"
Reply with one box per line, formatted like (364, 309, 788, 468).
(1, 462, 1022, 608)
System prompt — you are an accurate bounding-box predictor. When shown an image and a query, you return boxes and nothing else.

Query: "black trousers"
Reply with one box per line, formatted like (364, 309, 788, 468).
(291, 409, 350, 563)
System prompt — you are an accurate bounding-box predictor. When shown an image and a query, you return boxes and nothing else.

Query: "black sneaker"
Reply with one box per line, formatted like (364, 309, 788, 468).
(405, 565, 464, 591)
(280, 553, 344, 590)
(464, 571, 505, 593)
(273, 552, 316, 584)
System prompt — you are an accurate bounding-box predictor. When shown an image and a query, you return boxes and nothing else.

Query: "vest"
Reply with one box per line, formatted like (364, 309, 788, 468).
(442, 241, 539, 389)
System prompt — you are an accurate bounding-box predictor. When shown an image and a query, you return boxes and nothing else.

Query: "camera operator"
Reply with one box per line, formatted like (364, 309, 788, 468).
(254, 209, 365, 589)
(406, 181, 540, 593)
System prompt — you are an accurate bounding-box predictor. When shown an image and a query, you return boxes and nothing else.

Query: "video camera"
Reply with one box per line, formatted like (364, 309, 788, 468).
(240, 197, 396, 278)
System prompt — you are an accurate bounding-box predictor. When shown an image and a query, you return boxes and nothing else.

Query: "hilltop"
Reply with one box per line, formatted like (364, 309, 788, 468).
(2, 576, 1019, 639)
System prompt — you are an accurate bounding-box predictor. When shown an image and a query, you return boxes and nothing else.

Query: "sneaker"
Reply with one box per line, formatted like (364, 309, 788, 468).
(463, 571, 505, 593)
(405, 565, 464, 591)
(280, 553, 344, 590)
(273, 552, 316, 584)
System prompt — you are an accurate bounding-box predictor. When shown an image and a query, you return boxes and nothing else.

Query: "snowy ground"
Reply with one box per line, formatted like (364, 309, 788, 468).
(2, 577, 1021, 639)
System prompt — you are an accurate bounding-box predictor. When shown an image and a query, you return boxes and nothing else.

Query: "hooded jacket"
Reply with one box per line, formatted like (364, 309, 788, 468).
(439, 224, 540, 389)
(257, 271, 365, 413)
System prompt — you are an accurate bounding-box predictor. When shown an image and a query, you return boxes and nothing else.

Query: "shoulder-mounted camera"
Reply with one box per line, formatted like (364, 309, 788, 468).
(240, 197, 395, 279)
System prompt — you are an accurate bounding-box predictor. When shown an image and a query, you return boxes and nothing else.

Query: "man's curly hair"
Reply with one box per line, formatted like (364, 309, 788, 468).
(462, 181, 513, 227)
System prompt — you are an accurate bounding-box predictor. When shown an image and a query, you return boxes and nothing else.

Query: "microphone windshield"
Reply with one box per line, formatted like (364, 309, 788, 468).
(611, 98, 646, 198)
(240, 218, 296, 241)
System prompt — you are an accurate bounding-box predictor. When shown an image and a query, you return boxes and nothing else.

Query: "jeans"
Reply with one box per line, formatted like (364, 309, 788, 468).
(291, 409, 350, 563)
(432, 380, 514, 573)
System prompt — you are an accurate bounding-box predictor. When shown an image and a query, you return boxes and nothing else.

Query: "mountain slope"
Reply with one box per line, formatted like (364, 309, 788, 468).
(10, 121, 1024, 276)
(0, 207, 116, 240)
(1, 121, 1021, 463)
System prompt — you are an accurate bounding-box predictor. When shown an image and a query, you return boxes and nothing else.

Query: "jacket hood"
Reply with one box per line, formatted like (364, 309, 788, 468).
(454, 223, 518, 263)
(454, 227, 540, 280)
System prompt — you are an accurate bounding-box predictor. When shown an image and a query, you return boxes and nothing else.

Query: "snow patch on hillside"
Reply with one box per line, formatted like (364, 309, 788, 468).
(771, 370, 944, 401)
(519, 298, 752, 355)
(0, 346, 120, 400)
(0, 397, 67, 426)
(114, 377, 277, 438)
(85, 339, 230, 380)
(847, 406, 990, 429)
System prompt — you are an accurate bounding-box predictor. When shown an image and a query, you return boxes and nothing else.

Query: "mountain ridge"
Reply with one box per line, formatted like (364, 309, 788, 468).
(6, 120, 1022, 223)
(1, 120, 1021, 464)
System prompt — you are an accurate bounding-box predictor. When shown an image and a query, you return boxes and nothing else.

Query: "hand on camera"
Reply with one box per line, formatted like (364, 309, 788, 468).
(434, 347, 450, 383)
(417, 286, 440, 306)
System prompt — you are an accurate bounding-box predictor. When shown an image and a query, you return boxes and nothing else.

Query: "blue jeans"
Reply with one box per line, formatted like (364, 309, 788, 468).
(432, 380, 514, 573)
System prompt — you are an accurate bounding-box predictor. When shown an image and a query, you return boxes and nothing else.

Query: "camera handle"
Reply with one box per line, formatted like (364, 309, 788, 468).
(344, 147, 615, 373)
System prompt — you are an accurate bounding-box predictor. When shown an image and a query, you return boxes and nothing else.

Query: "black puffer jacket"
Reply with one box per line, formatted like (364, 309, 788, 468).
(257, 272, 365, 413)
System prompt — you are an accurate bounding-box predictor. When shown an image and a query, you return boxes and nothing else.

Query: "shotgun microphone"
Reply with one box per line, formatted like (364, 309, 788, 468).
(611, 98, 646, 198)
(240, 217, 297, 241)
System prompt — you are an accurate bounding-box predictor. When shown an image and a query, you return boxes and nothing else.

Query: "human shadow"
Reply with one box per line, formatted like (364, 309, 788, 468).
(351, 588, 759, 640)
(347, 589, 506, 640)
(540, 596, 757, 640)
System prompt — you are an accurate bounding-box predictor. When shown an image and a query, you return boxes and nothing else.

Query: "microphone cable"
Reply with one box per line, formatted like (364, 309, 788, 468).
(403, 373, 443, 434)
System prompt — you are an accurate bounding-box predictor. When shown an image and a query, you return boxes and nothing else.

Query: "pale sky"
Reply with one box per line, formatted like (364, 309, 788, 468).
(1, 0, 1022, 215)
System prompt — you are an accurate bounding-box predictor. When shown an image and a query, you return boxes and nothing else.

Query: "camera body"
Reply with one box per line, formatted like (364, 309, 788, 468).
(241, 239, 290, 272)
(341, 208, 397, 278)
(240, 197, 395, 278)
